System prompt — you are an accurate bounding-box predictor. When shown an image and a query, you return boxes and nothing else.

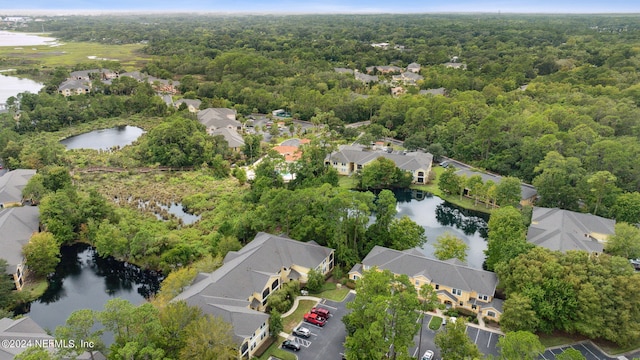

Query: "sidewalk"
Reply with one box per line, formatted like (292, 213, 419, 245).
(425, 308, 504, 335)
(281, 295, 322, 317)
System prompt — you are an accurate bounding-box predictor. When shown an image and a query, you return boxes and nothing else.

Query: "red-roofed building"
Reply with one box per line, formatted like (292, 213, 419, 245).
(273, 145, 302, 162)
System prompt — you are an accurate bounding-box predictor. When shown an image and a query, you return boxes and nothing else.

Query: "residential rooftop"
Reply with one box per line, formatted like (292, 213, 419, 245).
(526, 207, 615, 253)
(360, 246, 499, 297)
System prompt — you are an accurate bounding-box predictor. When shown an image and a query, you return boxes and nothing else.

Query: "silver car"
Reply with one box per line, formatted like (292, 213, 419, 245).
(293, 326, 311, 338)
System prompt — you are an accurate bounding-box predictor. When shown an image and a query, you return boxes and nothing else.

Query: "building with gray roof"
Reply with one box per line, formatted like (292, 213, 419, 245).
(526, 207, 615, 253)
(211, 127, 245, 152)
(0, 169, 36, 208)
(57, 79, 91, 97)
(0, 316, 105, 360)
(172, 232, 334, 359)
(350, 246, 503, 321)
(0, 206, 39, 290)
(326, 145, 433, 184)
(173, 98, 201, 113)
(419, 87, 446, 96)
(454, 168, 538, 206)
(197, 108, 241, 133)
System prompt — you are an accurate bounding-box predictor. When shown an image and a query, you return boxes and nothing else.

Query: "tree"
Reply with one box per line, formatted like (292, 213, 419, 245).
(0, 259, 17, 310)
(484, 206, 532, 271)
(605, 222, 640, 259)
(306, 268, 325, 293)
(532, 151, 585, 210)
(14, 347, 54, 360)
(55, 309, 105, 360)
(466, 175, 484, 206)
(269, 310, 283, 338)
(497, 331, 545, 360)
(586, 171, 619, 216)
(21, 174, 46, 204)
(388, 216, 427, 250)
(556, 348, 586, 360)
(438, 167, 463, 196)
(499, 293, 540, 333)
(179, 315, 236, 360)
(22, 232, 60, 277)
(433, 232, 468, 262)
(157, 300, 203, 359)
(358, 157, 412, 190)
(242, 134, 262, 163)
(344, 269, 422, 360)
(612, 192, 640, 224)
(495, 177, 522, 208)
(435, 317, 481, 360)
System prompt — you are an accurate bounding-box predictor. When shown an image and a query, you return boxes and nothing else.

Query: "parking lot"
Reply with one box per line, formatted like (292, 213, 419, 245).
(282, 292, 354, 360)
(410, 315, 502, 360)
(539, 342, 640, 360)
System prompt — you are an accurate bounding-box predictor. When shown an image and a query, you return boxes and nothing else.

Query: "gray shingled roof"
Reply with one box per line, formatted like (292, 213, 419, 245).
(173, 232, 333, 345)
(174, 98, 202, 110)
(0, 206, 39, 273)
(526, 207, 615, 253)
(355, 72, 379, 83)
(0, 169, 36, 205)
(454, 168, 537, 201)
(211, 128, 245, 149)
(419, 88, 446, 96)
(197, 108, 240, 130)
(361, 246, 498, 296)
(58, 79, 90, 92)
(0, 317, 105, 360)
(327, 146, 432, 173)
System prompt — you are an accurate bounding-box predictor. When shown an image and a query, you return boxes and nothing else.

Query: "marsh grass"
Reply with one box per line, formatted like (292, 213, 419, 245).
(0, 41, 150, 70)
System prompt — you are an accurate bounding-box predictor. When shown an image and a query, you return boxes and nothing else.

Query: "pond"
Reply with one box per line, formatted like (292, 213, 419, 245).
(392, 189, 489, 269)
(60, 126, 144, 150)
(0, 74, 44, 106)
(0, 31, 57, 47)
(23, 243, 162, 336)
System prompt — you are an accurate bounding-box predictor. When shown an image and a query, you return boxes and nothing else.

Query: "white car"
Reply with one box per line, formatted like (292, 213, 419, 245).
(421, 350, 434, 360)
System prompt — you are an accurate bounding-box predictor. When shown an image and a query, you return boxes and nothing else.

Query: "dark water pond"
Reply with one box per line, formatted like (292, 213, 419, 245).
(392, 189, 489, 269)
(60, 126, 144, 150)
(23, 243, 162, 334)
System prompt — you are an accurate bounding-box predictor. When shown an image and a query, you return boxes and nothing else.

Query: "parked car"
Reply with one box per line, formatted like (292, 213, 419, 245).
(282, 340, 300, 351)
(421, 350, 434, 360)
(311, 306, 330, 318)
(304, 312, 326, 327)
(293, 326, 311, 338)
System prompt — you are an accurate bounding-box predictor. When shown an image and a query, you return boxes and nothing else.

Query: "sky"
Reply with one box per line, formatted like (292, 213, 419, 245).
(2, 0, 640, 14)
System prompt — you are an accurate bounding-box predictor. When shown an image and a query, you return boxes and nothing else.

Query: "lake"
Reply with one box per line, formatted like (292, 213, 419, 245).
(60, 126, 145, 150)
(393, 189, 489, 269)
(0, 31, 57, 47)
(24, 243, 162, 336)
(0, 74, 44, 106)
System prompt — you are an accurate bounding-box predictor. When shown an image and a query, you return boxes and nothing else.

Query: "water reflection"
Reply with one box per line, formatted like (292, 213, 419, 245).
(25, 243, 162, 333)
(60, 125, 144, 150)
(390, 189, 489, 269)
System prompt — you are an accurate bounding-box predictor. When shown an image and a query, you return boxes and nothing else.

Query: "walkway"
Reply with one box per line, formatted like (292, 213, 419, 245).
(281, 295, 322, 318)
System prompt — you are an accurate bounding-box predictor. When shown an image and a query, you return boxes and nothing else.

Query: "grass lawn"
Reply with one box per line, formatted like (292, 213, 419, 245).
(411, 165, 492, 215)
(315, 282, 350, 302)
(538, 331, 588, 348)
(338, 175, 358, 189)
(0, 41, 150, 70)
(256, 336, 297, 360)
(428, 315, 443, 330)
(22, 279, 48, 300)
(594, 338, 640, 355)
(282, 300, 316, 333)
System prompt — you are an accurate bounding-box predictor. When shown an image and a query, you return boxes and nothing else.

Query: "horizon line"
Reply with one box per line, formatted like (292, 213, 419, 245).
(2, 9, 640, 16)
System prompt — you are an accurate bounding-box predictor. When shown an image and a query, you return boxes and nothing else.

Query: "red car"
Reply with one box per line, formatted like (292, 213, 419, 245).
(303, 312, 326, 327)
(311, 307, 330, 319)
